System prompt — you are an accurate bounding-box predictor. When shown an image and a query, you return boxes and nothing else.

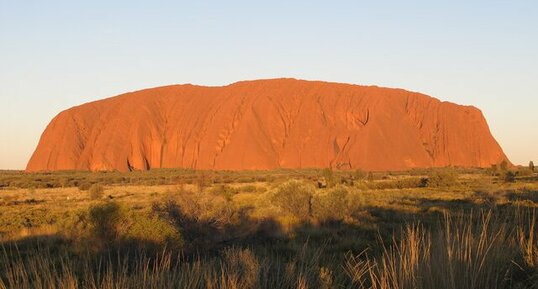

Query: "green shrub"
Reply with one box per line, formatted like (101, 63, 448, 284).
(171, 189, 236, 229)
(69, 202, 182, 249)
(88, 184, 104, 200)
(88, 202, 125, 242)
(123, 214, 182, 248)
(312, 186, 349, 221)
(271, 180, 314, 219)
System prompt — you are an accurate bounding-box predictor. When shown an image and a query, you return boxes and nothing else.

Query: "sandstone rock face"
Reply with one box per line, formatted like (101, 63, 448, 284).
(27, 78, 509, 172)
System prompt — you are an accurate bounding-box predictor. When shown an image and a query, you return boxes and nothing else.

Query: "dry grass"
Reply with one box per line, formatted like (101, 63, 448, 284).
(345, 210, 538, 289)
(0, 168, 537, 288)
(1, 210, 537, 289)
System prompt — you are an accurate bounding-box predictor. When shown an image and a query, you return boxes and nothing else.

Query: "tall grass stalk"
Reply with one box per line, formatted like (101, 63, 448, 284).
(345, 210, 538, 289)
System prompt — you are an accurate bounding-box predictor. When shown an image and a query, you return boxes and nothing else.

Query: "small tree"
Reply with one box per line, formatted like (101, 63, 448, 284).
(530, 161, 535, 173)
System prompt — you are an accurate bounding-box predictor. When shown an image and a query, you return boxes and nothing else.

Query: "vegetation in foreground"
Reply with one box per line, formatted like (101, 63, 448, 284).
(0, 166, 537, 288)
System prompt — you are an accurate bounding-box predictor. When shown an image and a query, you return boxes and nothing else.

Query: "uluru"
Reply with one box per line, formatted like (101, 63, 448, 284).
(27, 78, 509, 172)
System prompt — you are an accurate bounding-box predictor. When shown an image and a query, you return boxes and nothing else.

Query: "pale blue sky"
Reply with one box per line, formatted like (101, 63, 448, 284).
(1, 0, 537, 169)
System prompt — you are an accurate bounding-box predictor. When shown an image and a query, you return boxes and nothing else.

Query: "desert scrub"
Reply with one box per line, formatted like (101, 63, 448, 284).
(88, 201, 126, 243)
(502, 170, 517, 183)
(312, 186, 350, 222)
(271, 180, 314, 220)
(66, 201, 182, 249)
(366, 177, 427, 190)
(122, 213, 182, 249)
(209, 184, 239, 200)
(173, 189, 236, 227)
(77, 181, 92, 191)
(321, 168, 340, 188)
(88, 183, 105, 199)
(426, 169, 459, 187)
